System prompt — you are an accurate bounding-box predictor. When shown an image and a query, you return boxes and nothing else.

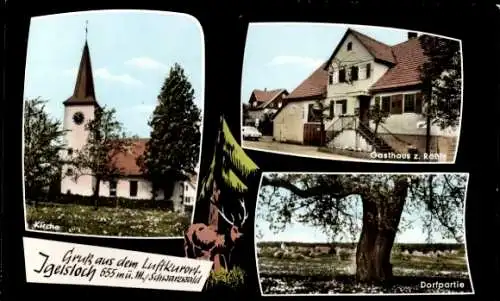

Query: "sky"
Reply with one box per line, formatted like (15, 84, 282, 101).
(23, 10, 204, 138)
(255, 174, 467, 244)
(241, 23, 417, 104)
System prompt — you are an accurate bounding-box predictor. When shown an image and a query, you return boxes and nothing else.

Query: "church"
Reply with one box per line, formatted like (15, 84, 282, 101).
(59, 38, 198, 213)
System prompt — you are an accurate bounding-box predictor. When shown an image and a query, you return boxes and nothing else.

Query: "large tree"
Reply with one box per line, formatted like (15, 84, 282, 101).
(419, 35, 462, 154)
(259, 173, 466, 284)
(72, 106, 132, 209)
(139, 63, 201, 204)
(24, 98, 66, 204)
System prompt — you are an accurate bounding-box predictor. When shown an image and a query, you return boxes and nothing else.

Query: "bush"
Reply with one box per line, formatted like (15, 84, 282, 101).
(206, 267, 245, 291)
(338, 249, 352, 261)
(27, 193, 178, 211)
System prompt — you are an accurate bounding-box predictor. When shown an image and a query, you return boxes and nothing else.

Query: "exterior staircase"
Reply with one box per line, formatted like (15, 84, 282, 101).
(325, 116, 395, 154)
(356, 121, 395, 153)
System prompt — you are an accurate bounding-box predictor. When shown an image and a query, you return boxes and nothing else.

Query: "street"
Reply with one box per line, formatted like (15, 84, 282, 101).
(242, 137, 365, 162)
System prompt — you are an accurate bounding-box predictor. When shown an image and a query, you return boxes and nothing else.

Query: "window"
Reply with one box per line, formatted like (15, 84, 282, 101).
(329, 101, 334, 118)
(66, 168, 73, 176)
(67, 148, 73, 156)
(339, 68, 346, 83)
(404, 94, 416, 112)
(347, 42, 353, 51)
(336, 100, 347, 115)
(390, 95, 403, 114)
(366, 63, 371, 78)
(184, 196, 193, 205)
(350, 66, 359, 81)
(129, 181, 138, 197)
(329, 72, 333, 85)
(185, 184, 188, 191)
(381, 96, 391, 113)
(109, 180, 117, 197)
(415, 93, 423, 113)
(307, 104, 322, 122)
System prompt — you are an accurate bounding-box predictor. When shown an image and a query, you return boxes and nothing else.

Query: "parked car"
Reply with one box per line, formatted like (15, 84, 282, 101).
(242, 126, 262, 141)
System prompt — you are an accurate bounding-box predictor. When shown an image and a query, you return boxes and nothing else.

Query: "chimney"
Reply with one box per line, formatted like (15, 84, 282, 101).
(408, 32, 418, 40)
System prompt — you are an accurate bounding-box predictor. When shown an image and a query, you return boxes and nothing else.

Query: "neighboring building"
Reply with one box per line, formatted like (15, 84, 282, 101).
(245, 88, 288, 129)
(272, 28, 459, 161)
(60, 38, 197, 212)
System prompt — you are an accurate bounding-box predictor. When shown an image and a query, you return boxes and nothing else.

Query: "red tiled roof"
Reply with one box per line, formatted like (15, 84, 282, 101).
(370, 36, 429, 92)
(110, 139, 147, 176)
(350, 30, 396, 65)
(252, 89, 284, 103)
(109, 138, 198, 182)
(251, 89, 287, 109)
(286, 62, 329, 100)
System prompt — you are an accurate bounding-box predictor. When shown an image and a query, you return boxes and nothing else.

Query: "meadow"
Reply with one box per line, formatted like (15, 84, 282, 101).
(257, 242, 472, 295)
(26, 202, 191, 237)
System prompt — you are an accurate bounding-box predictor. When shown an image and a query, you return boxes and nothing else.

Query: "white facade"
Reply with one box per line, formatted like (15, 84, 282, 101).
(274, 31, 458, 155)
(60, 103, 96, 196)
(60, 101, 196, 211)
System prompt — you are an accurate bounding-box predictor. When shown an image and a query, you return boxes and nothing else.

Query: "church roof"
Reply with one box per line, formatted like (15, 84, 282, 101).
(63, 41, 99, 107)
(111, 138, 198, 185)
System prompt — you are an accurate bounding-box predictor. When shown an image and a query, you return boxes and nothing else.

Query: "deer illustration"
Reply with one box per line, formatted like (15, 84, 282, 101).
(184, 199, 248, 270)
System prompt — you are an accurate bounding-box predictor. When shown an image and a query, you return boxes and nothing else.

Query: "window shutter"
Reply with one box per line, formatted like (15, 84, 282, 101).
(366, 63, 371, 78)
(329, 101, 334, 118)
(329, 72, 333, 85)
(391, 94, 403, 114)
(342, 100, 347, 114)
(415, 92, 423, 113)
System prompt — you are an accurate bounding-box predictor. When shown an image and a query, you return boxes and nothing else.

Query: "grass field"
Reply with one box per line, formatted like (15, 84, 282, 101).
(26, 202, 191, 237)
(257, 242, 472, 295)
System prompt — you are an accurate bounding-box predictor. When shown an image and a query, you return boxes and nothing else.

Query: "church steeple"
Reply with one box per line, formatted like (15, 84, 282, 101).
(63, 22, 98, 107)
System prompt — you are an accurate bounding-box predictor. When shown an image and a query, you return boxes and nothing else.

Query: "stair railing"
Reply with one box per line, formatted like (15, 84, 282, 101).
(375, 122, 414, 147)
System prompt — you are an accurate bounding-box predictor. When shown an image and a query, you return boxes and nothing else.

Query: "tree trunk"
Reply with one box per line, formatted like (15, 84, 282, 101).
(355, 177, 408, 283)
(93, 177, 101, 210)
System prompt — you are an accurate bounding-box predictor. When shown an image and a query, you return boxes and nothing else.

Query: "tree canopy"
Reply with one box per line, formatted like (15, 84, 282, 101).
(258, 173, 466, 243)
(24, 98, 66, 199)
(71, 105, 132, 207)
(139, 63, 201, 201)
(419, 35, 462, 129)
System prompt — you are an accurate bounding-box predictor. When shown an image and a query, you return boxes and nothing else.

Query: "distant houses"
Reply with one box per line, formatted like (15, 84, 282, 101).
(244, 88, 288, 135)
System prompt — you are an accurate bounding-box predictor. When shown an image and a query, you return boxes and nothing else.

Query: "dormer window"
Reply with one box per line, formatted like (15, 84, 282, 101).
(347, 42, 353, 51)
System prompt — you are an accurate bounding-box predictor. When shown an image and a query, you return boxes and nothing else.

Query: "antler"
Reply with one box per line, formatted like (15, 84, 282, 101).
(239, 199, 249, 227)
(215, 204, 236, 227)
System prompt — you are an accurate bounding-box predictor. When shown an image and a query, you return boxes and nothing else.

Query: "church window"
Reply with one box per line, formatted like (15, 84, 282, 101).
(129, 181, 138, 197)
(109, 180, 117, 197)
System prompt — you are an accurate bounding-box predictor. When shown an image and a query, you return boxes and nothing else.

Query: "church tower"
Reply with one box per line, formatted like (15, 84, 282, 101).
(61, 25, 100, 196)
